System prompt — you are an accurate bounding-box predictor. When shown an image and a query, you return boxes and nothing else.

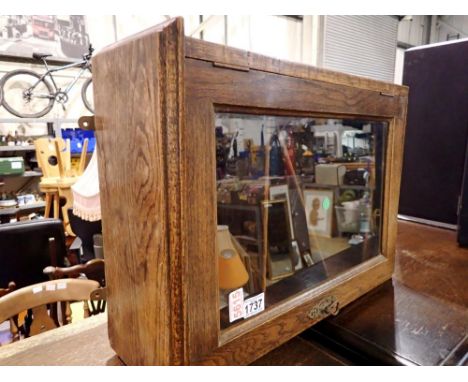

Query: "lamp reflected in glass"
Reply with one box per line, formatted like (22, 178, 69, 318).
(217, 225, 249, 290)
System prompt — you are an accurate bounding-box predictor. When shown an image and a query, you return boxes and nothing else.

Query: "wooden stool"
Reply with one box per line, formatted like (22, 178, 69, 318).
(34, 137, 89, 236)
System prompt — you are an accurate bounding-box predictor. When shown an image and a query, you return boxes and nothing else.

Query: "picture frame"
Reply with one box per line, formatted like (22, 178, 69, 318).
(262, 199, 295, 281)
(304, 188, 334, 237)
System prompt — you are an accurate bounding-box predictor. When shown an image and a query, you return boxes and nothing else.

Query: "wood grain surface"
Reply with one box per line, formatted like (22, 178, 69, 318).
(93, 18, 187, 365)
(0, 314, 348, 366)
(92, 17, 408, 364)
(185, 38, 408, 97)
(0, 314, 122, 366)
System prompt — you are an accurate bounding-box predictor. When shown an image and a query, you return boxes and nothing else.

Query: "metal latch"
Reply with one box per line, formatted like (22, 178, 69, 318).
(307, 295, 340, 321)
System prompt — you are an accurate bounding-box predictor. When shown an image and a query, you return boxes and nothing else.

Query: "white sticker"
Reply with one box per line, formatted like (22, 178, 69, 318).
(11, 162, 22, 169)
(46, 284, 57, 291)
(32, 286, 43, 294)
(228, 288, 245, 323)
(57, 282, 67, 290)
(243, 293, 265, 319)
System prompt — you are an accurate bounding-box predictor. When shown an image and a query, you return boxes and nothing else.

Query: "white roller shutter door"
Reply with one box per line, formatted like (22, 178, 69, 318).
(322, 16, 398, 82)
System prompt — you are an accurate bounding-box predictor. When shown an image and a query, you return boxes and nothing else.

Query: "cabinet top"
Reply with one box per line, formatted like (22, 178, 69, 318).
(185, 36, 408, 96)
(97, 17, 408, 98)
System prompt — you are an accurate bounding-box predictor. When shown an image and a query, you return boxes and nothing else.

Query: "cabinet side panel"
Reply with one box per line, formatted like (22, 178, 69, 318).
(93, 19, 186, 365)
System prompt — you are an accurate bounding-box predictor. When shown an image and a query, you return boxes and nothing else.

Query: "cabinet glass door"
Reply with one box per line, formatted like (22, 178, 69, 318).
(215, 112, 388, 330)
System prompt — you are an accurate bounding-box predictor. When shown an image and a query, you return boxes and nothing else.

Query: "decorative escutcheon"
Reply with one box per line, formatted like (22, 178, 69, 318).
(307, 295, 340, 321)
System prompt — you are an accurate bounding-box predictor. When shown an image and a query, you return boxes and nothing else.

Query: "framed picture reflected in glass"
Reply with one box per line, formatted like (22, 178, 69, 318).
(304, 188, 334, 237)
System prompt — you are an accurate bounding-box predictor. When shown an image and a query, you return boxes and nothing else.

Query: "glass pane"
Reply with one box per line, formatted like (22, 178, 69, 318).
(215, 112, 388, 330)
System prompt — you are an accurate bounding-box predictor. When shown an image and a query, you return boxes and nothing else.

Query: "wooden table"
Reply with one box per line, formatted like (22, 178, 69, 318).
(0, 220, 466, 365)
(0, 314, 122, 366)
(0, 312, 348, 366)
(305, 220, 468, 365)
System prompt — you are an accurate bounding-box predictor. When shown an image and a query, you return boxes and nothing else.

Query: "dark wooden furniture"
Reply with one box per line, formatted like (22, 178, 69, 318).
(92, 17, 408, 365)
(305, 220, 468, 366)
(44, 259, 105, 287)
(0, 282, 16, 298)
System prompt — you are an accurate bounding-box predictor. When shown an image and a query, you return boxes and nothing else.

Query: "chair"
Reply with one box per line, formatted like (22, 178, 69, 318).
(34, 137, 89, 236)
(0, 279, 100, 338)
(44, 259, 105, 287)
(0, 282, 16, 298)
(0, 219, 67, 289)
(44, 259, 106, 320)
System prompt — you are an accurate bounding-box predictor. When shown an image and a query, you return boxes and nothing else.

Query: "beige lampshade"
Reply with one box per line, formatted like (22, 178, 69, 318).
(217, 225, 249, 290)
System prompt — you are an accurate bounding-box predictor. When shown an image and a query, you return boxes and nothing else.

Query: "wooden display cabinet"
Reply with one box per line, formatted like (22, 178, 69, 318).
(92, 18, 408, 365)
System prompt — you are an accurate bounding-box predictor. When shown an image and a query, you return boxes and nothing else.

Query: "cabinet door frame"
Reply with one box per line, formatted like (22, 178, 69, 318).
(183, 51, 408, 365)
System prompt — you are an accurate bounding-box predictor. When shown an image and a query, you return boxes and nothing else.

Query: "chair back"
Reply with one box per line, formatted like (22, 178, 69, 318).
(44, 259, 105, 287)
(34, 137, 68, 179)
(0, 219, 66, 289)
(0, 279, 99, 336)
(0, 282, 16, 298)
(35, 137, 89, 179)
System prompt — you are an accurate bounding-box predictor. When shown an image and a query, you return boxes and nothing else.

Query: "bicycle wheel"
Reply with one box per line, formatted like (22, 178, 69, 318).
(0, 69, 54, 118)
(81, 77, 94, 114)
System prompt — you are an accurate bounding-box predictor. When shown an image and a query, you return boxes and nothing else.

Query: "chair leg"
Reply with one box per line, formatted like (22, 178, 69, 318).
(83, 301, 90, 318)
(53, 192, 60, 219)
(44, 193, 52, 218)
(59, 187, 75, 236)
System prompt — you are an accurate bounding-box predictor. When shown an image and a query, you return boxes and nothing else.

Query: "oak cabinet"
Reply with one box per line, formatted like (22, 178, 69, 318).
(92, 17, 408, 365)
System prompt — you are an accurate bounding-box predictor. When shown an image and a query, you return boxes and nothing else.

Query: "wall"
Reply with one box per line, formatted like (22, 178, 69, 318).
(1, 14, 467, 138)
(395, 15, 468, 85)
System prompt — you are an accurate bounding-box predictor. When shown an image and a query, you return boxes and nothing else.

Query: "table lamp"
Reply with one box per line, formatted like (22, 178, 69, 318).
(216, 225, 249, 290)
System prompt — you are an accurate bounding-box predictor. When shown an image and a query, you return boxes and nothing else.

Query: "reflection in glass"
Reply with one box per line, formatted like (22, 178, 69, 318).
(215, 113, 388, 329)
